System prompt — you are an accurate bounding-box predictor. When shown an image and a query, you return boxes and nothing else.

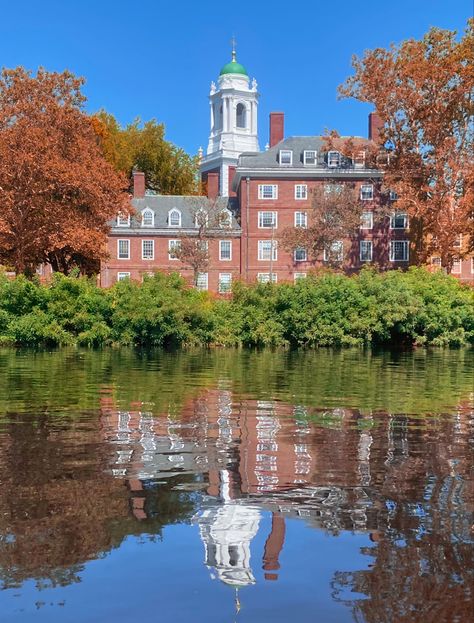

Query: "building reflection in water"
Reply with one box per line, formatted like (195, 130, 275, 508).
(0, 382, 471, 621)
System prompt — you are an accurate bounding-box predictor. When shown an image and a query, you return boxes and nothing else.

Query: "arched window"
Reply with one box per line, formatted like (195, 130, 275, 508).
(141, 208, 154, 227)
(168, 209, 181, 227)
(236, 103, 246, 128)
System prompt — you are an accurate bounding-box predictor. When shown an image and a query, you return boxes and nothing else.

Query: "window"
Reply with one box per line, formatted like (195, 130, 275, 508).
(279, 149, 293, 165)
(360, 211, 373, 229)
(295, 212, 307, 228)
(117, 239, 130, 259)
(236, 103, 246, 128)
(258, 211, 277, 228)
(324, 182, 343, 196)
(327, 151, 340, 167)
(431, 256, 442, 267)
(452, 258, 461, 274)
(294, 247, 307, 262)
(360, 240, 373, 262)
(257, 273, 277, 283)
(453, 234, 462, 248)
(168, 209, 181, 227)
(195, 209, 208, 228)
(258, 240, 277, 261)
(295, 184, 307, 200)
(141, 209, 154, 227)
(389, 190, 398, 201)
(390, 240, 409, 261)
(390, 212, 408, 229)
(117, 272, 130, 281)
(360, 184, 374, 200)
(258, 184, 278, 200)
(324, 241, 343, 262)
(354, 151, 365, 167)
(218, 273, 232, 293)
(168, 239, 181, 260)
(196, 272, 208, 291)
(219, 209, 232, 228)
(304, 150, 317, 165)
(117, 214, 130, 227)
(142, 240, 154, 260)
(219, 240, 232, 260)
(294, 272, 307, 281)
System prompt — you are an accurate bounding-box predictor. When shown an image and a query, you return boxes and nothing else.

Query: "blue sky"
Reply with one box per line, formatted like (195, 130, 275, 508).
(1, 0, 471, 154)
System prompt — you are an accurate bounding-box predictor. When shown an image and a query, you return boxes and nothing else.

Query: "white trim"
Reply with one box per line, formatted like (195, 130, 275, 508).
(451, 258, 461, 274)
(141, 208, 154, 227)
(218, 272, 232, 293)
(168, 208, 182, 228)
(117, 214, 130, 227)
(168, 239, 181, 260)
(258, 240, 277, 261)
(257, 273, 277, 283)
(295, 184, 308, 200)
(294, 272, 307, 281)
(294, 247, 307, 262)
(359, 240, 373, 262)
(141, 239, 154, 260)
(258, 211, 277, 229)
(117, 239, 130, 260)
(117, 272, 130, 281)
(360, 211, 373, 230)
(258, 184, 278, 200)
(390, 212, 408, 229)
(295, 212, 307, 228)
(327, 151, 340, 167)
(196, 272, 208, 291)
(360, 184, 374, 201)
(389, 240, 409, 261)
(219, 239, 232, 261)
(279, 149, 293, 165)
(303, 150, 317, 165)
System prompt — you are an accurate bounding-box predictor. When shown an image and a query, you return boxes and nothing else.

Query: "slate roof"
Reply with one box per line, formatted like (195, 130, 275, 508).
(111, 195, 240, 233)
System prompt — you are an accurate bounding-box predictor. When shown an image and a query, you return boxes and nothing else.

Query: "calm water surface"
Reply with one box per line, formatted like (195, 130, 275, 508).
(0, 348, 472, 622)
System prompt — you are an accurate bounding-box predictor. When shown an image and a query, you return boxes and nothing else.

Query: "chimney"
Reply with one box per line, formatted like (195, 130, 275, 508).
(133, 170, 145, 198)
(368, 112, 383, 143)
(269, 112, 284, 148)
(206, 172, 219, 199)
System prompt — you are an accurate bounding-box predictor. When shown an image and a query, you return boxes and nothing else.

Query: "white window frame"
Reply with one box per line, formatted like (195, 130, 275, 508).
(258, 211, 277, 229)
(141, 209, 154, 227)
(304, 150, 317, 165)
(294, 247, 307, 262)
(451, 258, 461, 274)
(117, 214, 130, 227)
(294, 272, 307, 281)
(219, 240, 232, 261)
(359, 240, 373, 262)
(323, 241, 344, 262)
(389, 190, 398, 201)
(453, 234, 462, 248)
(295, 212, 307, 228)
(257, 273, 277, 284)
(431, 256, 442, 267)
(196, 272, 208, 291)
(168, 239, 181, 260)
(258, 184, 278, 200)
(117, 239, 130, 260)
(258, 240, 278, 261)
(218, 273, 232, 293)
(360, 211, 373, 230)
(279, 149, 293, 165)
(168, 209, 182, 228)
(360, 184, 374, 201)
(354, 151, 365, 168)
(390, 240, 409, 262)
(390, 212, 408, 229)
(327, 151, 340, 168)
(219, 209, 232, 228)
(295, 184, 308, 200)
(142, 239, 154, 260)
(117, 272, 130, 281)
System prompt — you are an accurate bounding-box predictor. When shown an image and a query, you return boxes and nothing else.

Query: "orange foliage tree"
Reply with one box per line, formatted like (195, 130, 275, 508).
(339, 20, 474, 271)
(0, 67, 131, 276)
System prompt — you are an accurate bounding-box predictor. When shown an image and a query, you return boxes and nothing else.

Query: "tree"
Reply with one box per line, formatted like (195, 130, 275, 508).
(339, 20, 474, 272)
(280, 178, 375, 268)
(0, 67, 131, 276)
(172, 198, 233, 286)
(93, 111, 199, 196)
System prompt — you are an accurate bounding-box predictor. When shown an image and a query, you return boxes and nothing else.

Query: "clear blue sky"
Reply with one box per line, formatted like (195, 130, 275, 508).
(1, 0, 471, 154)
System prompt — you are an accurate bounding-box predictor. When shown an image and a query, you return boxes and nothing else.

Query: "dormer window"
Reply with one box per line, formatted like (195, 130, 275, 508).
(279, 149, 293, 165)
(141, 208, 154, 227)
(168, 209, 181, 227)
(354, 151, 365, 168)
(304, 150, 317, 165)
(219, 209, 232, 228)
(117, 214, 130, 227)
(327, 151, 340, 167)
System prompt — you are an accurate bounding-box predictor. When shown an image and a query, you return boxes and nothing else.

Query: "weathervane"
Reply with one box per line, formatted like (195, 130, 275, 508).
(231, 35, 237, 61)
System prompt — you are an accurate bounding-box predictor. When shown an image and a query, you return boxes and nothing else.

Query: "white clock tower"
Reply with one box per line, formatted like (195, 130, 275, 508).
(200, 44, 260, 196)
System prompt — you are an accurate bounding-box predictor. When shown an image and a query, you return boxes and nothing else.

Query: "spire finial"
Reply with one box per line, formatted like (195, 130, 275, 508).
(231, 35, 237, 62)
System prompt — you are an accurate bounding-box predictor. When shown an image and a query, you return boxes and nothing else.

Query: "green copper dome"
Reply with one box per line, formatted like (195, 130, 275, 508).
(220, 59, 248, 76)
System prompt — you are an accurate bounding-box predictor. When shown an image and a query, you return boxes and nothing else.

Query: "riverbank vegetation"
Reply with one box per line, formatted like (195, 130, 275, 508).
(0, 267, 472, 348)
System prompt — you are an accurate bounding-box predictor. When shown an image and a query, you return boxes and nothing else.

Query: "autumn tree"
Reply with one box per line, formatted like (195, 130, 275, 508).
(93, 111, 199, 196)
(172, 197, 233, 286)
(0, 67, 131, 276)
(280, 179, 374, 267)
(339, 20, 474, 271)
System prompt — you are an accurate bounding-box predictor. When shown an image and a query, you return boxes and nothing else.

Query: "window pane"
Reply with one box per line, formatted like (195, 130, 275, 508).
(304, 150, 316, 165)
(294, 247, 307, 262)
(360, 211, 373, 229)
(220, 240, 231, 260)
(142, 210, 154, 226)
(390, 240, 408, 261)
(257, 273, 277, 283)
(259, 185, 277, 199)
(295, 212, 307, 228)
(169, 210, 181, 227)
(118, 239, 130, 259)
(295, 184, 307, 200)
(328, 151, 340, 167)
(168, 240, 181, 259)
(391, 212, 408, 228)
(360, 240, 372, 261)
(280, 150, 292, 164)
(196, 273, 208, 291)
(259, 211, 277, 228)
(142, 240, 154, 260)
(218, 273, 232, 293)
(360, 185, 373, 200)
(258, 240, 277, 260)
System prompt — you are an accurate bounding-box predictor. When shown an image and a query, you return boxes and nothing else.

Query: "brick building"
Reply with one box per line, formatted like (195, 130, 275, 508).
(100, 50, 474, 290)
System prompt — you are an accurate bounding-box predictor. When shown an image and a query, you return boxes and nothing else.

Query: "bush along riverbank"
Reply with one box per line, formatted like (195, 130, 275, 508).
(0, 268, 472, 348)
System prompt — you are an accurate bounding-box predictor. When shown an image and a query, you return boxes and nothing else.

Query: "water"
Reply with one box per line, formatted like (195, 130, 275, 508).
(0, 348, 472, 622)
